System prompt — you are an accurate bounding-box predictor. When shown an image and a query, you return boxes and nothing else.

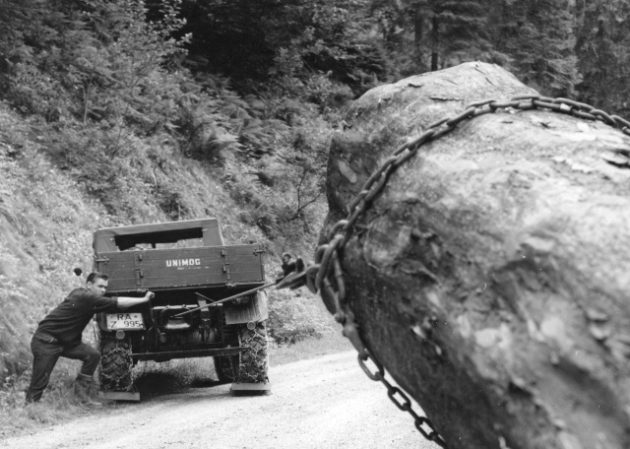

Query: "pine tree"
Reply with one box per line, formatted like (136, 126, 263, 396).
(432, 1, 494, 67)
(495, 0, 580, 96)
(371, 0, 505, 72)
(575, 0, 630, 113)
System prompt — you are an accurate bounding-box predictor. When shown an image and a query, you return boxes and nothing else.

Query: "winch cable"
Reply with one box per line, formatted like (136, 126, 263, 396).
(172, 280, 279, 318)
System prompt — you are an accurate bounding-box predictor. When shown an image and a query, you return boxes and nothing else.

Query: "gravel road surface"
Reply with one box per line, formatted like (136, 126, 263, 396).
(3, 351, 440, 449)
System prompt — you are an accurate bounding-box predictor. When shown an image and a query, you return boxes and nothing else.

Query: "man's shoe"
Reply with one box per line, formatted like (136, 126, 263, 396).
(74, 374, 103, 407)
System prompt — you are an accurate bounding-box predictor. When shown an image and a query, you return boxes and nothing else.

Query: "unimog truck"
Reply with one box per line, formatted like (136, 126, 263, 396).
(92, 218, 270, 401)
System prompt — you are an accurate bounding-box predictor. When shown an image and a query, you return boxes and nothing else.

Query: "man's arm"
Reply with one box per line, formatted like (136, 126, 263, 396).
(116, 291, 154, 309)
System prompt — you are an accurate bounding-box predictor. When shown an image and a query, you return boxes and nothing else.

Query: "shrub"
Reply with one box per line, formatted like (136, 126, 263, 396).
(267, 289, 333, 345)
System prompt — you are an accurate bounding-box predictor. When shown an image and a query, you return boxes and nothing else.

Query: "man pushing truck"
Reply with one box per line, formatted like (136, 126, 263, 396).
(25, 272, 153, 405)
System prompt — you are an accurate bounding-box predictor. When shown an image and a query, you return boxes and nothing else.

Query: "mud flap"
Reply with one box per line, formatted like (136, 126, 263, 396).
(100, 391, 141, 402)
(230, 382, 272, 395)
(224, 290, 269, 325)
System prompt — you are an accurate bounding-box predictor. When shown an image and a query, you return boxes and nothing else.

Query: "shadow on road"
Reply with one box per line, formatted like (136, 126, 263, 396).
(134, 371, 224, 401)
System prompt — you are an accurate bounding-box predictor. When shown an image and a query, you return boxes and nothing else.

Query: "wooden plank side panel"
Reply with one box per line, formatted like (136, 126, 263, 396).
(95, 252, 139, 291)
(224, 245, 264, 283)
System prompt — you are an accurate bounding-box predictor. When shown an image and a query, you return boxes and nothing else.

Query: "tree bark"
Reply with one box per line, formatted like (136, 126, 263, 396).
(323, 61, 630, 449)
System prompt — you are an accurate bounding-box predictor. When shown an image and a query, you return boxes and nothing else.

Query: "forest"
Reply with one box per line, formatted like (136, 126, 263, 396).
(1, 0, 630, 386)
(2, 1, 630, 443)
(1, 0, 630, 232)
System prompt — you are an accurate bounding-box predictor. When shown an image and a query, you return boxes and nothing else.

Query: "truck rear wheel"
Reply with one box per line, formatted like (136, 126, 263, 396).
(99, 332, 134, 392)
(237, 320, 269, 384)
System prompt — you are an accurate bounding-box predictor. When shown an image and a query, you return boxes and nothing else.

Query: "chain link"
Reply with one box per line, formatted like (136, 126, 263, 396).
(278, 95, 630, 448)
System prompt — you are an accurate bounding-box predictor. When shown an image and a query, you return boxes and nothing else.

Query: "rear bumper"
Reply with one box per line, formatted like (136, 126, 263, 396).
(131, 346, 243, 361)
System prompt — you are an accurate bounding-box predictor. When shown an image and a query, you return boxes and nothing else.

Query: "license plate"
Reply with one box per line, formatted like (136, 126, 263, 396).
(105, 313, 145, 330)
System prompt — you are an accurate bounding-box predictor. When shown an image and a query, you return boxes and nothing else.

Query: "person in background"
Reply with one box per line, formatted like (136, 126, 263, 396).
(25, 272, 153, 405)
(278, 252, 305, 280)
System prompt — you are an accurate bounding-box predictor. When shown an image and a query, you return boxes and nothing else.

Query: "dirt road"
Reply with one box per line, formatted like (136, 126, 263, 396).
(2, 351, 441, 449)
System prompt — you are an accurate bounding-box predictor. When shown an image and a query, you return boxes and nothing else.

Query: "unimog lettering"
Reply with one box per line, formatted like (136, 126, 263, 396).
(92, 218, 270, 401)
(166, 258, 201, 268)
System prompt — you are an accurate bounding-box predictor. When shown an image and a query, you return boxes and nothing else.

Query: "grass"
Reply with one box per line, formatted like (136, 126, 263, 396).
(0, 330, 351, 441)
(0, 359, 101, 439)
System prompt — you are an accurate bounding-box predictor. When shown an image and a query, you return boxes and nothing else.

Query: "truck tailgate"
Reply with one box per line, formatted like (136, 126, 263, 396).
(95, 244, 264, 292)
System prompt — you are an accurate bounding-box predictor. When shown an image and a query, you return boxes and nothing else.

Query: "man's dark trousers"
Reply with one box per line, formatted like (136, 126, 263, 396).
(25, 333, 100, 403)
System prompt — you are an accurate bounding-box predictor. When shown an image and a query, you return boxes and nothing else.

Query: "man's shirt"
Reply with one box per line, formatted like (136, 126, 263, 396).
(36, 288, 118, 346)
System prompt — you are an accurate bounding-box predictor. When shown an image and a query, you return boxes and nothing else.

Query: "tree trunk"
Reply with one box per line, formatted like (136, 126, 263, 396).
(414, 6, 424, 66)
(322, 61, 630, 449)
(431, 15, 439, 71)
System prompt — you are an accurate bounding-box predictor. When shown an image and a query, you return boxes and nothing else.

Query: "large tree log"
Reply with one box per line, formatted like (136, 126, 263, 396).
(323, 62, 630, 449)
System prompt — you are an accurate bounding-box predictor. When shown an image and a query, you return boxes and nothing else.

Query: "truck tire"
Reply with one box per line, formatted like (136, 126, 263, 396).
(213, 355, 238, 383)
(237, 320, 269, 384)
(99, 332, 134, 391)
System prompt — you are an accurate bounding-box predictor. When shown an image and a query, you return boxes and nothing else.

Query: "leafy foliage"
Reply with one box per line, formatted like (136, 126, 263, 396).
(493, 0, 581, 96)
(368, 0, 506, 75)
(180, 0, 387, 95)
(574, 0, 630, 114)
(423, 1, 497, 67)
(267, 290, 332, 344)
(3, 0, 630, 389)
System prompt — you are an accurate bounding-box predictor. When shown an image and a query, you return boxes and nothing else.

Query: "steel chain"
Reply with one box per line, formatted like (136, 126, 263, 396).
(278, 95, 630, 448)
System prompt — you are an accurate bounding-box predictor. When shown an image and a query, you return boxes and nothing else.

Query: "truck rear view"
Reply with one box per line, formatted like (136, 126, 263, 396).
(92, 218, 270, 400)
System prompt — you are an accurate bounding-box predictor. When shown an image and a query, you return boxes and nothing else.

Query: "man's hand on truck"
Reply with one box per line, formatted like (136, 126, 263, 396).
(117, 290, 154, 309)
